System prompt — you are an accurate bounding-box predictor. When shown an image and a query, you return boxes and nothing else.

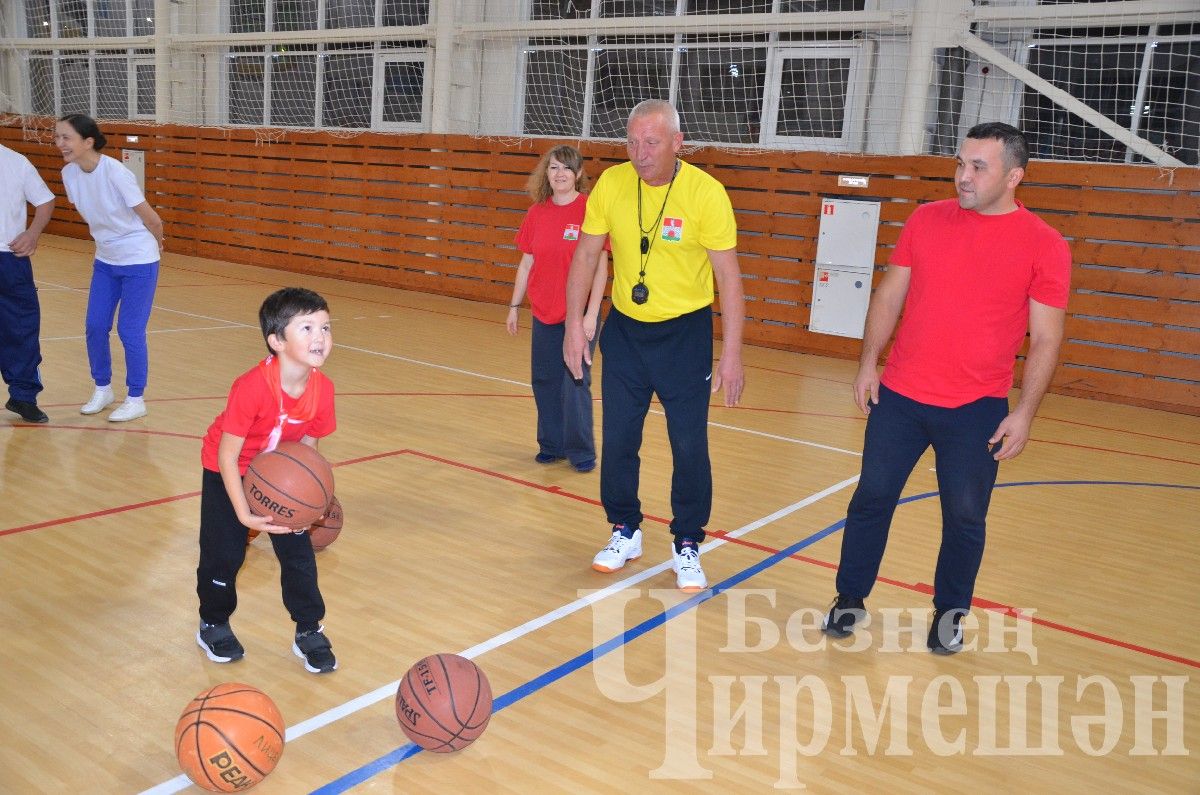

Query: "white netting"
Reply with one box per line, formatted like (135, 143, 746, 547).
(1, 0, 1197, 164)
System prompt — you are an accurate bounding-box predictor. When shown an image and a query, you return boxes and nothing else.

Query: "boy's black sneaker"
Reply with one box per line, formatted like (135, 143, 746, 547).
(293, 626, 337, 673)
(821, 594, 865, 638)
(196, 622, 245, 663)
(928, 608, 966, 655)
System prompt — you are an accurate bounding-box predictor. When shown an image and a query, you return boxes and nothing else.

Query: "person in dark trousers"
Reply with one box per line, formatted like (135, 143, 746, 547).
(1, 144, 55, 424)
(564, 99, 746, 593)
(506, 145, 608, 473)
(822, 122, 1071, 654)
(195, 287, 340, 674)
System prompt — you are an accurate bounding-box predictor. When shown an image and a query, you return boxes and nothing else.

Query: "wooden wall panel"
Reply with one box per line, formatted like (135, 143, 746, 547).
(4, 121, 1196, 414)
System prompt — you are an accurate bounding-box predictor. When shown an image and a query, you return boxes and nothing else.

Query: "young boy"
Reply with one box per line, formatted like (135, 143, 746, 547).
(195, 287, 338, 673)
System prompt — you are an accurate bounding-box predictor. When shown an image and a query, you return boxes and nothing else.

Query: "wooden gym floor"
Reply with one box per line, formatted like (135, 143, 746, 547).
(1, 235, 1197, 794)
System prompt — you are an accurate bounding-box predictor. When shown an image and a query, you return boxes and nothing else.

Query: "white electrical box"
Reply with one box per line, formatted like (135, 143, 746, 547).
(120, 149, 145, 193)
(810, 267, 871, 338)
(809, 197, 881, 339)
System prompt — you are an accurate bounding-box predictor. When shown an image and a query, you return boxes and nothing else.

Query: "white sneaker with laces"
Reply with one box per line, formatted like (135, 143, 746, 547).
(80, 386, 115, 415)
(592, 526, 643, 573)
(109, 397, 147, 422)
(673, 541, 707, 592)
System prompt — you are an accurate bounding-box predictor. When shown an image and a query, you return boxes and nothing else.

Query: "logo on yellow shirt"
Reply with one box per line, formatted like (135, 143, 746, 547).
(662, 218, 682, 242)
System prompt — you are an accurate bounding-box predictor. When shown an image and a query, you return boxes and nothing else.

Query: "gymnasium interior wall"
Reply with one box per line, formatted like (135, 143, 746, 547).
(2, 121, 1196, 415)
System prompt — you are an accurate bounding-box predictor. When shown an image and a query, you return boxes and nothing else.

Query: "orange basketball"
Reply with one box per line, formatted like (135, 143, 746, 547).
(242, 441, 334, 530)
(395, 654, 492, 752)
(174, 682, 285, 792)
(308, 495, 343, 551)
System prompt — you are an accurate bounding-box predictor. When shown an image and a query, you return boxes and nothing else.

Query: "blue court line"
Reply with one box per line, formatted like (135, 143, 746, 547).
(310, 479, 1197, 794)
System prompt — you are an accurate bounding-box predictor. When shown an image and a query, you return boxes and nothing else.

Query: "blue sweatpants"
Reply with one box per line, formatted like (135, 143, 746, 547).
(599, 306, 713, 544)
(85, 259, 159, 397)
(0, 252, 44, 402)
(835, 384, 1008, 611)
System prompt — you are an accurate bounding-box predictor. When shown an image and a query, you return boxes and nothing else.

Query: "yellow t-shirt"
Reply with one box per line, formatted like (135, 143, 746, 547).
(582, 160, 737, 322)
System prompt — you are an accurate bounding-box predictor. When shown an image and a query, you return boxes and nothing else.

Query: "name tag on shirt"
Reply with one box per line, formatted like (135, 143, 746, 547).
(563, 224, 580, 241)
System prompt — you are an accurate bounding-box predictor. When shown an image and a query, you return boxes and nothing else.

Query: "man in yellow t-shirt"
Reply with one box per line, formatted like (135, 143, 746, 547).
(564, 99, 746, 593)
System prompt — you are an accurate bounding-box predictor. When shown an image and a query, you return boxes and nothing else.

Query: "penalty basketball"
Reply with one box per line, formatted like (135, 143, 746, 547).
(308, 494, 343, 550)
(174, 682, 285, 792)
(395, 654, 492, 752)
(242, 441, 334, 530)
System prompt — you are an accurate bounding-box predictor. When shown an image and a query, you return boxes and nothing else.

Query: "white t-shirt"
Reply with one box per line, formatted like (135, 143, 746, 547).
(62, 154, 159, 265)
(1, 144, 55, 254)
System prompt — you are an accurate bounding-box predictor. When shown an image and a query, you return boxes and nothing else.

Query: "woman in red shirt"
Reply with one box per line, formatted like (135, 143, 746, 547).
(506, 146, 608, 472)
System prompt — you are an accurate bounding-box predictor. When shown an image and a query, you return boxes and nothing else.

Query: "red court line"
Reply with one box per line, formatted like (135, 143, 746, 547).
(909, 582, 1200, 669)
(1040, 415, 1200, 447)
(701, 530, 1199, 669)
(0, 447, 415, 539)
(333, 449, 414, 467)
(403, 450, 606, 510)
(732, 360, 1200, 448)
(1025, 438, 1198, 467)
(2, 422, 203, 440)
(743, 363, 852, 386)
(0, 491, 201, 537)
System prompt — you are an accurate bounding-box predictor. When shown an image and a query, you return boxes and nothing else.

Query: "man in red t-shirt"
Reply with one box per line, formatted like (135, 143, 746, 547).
(822, 123, 1071, 654)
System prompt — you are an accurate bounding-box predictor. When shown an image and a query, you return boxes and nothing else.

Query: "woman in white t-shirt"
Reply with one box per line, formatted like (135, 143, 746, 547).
(55, 114, 164, 422)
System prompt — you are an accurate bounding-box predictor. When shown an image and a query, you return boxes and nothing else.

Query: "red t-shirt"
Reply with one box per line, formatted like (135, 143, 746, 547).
(201, 366, 337, 474)
(881, 199, 1072, 408)
(514, 194, 589, 325)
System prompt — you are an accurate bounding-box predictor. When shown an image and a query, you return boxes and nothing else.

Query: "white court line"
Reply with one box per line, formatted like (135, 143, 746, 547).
(708, 420, 861, 457)
(41, 325, 242, 342)
(336, 343, 530, 389)
(138, 474, 859, 795)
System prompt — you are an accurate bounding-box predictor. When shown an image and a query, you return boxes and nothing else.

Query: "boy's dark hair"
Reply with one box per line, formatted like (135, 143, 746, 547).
(59, 113, 108, 151)
(259, 287, 329, 355)
(966, 122, 1029, 170)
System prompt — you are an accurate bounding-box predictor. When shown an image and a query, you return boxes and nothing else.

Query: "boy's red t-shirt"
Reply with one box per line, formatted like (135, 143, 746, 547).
(201, 365, 337, 475)
(882, 199, 1072, 408)
(514, 193, 589, 325)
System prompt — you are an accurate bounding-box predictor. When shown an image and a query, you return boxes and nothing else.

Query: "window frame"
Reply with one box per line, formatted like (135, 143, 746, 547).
(373, 52, 431, 131)
(759, 42, 872, 150)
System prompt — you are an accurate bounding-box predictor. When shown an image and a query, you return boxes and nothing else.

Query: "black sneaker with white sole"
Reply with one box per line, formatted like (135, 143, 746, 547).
(196, 621, 245, 663)
(927, 608, 966, 655)
(293, 626, 337, 673)
(821, 594, 866, 638)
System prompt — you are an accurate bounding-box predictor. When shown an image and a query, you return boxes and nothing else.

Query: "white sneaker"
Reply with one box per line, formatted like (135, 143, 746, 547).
(592, 526, 643, 573)
(109, 397, 147, 422)
(80, 386, 115, 415)
(672, 540, 707, 592)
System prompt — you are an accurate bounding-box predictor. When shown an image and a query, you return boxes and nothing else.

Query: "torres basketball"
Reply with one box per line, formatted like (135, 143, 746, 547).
(395, 654, 493, 752)
(174, 682, 285, 792)
(242, 441, 334, 529)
